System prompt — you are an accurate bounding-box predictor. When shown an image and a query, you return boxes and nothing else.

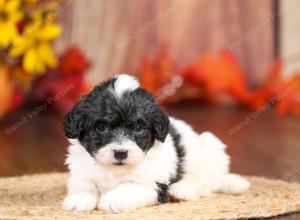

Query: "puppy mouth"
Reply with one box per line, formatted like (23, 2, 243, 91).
(112, 161, 126, 166)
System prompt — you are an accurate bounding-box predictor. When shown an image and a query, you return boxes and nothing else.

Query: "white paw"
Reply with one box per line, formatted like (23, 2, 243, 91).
(98, 189, 140, 212)
(62, 193, 98, 211)
(197, 185, 212, 197)
(169, 179, 211, 201)
(169, 184, 198, 201)
(221, 174, 250, 194)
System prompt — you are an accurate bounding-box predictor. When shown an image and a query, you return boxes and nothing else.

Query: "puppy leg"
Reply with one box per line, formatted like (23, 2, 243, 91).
(218, 173, 250, 194)
(169, 176, 212, 201)
(98, 183, 158, 212)
(62, 176, 99, 211)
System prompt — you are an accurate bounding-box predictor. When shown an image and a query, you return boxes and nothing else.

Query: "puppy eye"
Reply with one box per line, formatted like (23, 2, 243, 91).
(134, 124, 144, 134)
(95, 122, 108, 133)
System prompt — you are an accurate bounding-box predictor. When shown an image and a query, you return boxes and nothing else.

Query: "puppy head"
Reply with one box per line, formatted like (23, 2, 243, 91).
(63, 74, 169, 172)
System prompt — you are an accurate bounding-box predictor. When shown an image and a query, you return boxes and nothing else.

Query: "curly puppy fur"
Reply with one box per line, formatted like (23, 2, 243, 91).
(62, 74, 250, 212)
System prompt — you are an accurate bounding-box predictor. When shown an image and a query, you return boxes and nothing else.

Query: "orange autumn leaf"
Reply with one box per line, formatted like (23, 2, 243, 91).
(276, 74, 300, 116)
(140, 49, 175, 99)
(182, 50, 251, 103)
(249, 60, 285, 109)
(80, 83, 92, 95)
(0, 67, 14, 118)
(140, 59, 157, 95)
(59, 47, 90, 77)
(139, 47, 300, 117)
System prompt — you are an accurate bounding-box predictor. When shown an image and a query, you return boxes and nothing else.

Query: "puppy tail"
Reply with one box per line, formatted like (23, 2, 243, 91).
(219, 173, 250, 194)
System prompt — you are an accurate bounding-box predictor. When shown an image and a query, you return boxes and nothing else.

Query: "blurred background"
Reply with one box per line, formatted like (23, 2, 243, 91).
(0, 0, 300, 183)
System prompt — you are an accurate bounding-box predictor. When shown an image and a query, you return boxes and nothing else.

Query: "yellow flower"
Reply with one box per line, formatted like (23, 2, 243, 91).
(24, 0, 38, 5)
(10, 11, 61, 74)
(0, 0, 23, 47)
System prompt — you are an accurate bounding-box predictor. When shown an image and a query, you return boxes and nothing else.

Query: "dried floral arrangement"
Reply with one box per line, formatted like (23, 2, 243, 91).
(140, 49, 300, 117)
(0, 0, 90, 117)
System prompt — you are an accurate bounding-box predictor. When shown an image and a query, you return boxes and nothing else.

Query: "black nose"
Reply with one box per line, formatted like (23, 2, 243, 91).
(113, 150, 128, 160)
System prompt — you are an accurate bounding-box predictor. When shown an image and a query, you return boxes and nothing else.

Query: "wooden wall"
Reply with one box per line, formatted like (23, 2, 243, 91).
(280, 0, 300, 78)
(55, 0, 275, 86)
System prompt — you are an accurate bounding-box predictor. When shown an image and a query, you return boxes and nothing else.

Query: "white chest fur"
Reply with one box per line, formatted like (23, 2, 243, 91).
(66, 136, 178, 194)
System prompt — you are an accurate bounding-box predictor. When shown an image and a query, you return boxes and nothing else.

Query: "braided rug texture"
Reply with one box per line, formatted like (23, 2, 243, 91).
(0, 173, 300, 220)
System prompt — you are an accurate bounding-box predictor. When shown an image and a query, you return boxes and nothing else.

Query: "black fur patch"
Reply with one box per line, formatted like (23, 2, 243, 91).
(63, 76, 170, 156)
(156, 182, 169, 203)
(169, 124, 185, 184)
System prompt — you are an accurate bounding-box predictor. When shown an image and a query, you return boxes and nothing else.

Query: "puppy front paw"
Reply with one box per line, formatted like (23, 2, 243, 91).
(98, 190, 142, 212)
(169, 178, 212, 201)
(98, 191, 129, 212)
(221, 174, 250, 194)
(62, 193, 98, 211)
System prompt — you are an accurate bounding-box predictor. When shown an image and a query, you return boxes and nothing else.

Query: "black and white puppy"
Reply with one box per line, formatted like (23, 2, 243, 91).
(62, 74, 249, 212)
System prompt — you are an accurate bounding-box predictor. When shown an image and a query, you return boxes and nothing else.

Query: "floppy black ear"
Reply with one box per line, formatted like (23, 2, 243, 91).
(153, 109, 170, 142)
(63, 106, 85, 139)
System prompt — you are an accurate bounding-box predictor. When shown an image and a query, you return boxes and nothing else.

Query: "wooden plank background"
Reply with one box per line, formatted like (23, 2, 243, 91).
(280, 0, 300, 78)
(55, 0, 275, 86)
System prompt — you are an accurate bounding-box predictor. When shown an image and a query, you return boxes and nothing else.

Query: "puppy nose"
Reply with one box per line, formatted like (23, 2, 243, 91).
(113, 150, 128, 160)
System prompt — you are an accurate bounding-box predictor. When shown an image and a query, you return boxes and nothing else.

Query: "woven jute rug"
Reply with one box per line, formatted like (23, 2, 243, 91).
(0, 173, 300, 220)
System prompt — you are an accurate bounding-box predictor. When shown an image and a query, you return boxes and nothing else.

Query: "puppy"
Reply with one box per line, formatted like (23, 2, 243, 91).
(62, 74, 249, 212)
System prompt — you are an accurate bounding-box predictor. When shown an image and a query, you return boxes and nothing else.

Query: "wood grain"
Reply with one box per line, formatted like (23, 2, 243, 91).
(280, 0, 300, 78)
(55, 0, 275, 85)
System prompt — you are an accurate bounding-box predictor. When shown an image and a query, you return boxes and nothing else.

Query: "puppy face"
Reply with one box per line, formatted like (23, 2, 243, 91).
(63, 75, 169, 172)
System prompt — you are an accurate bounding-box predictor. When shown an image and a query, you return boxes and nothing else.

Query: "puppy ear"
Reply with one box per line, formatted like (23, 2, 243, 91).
(153, 109, 170, 142)
(63, 106, 85, 139)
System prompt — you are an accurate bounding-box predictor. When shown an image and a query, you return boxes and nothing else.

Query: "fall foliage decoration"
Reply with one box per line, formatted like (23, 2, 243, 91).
(140, 48, 175, 98)
(0, 67, 14, 117)
(273, 71, 300, 116)
(31, 47, 91, 112)
(140, 49, 300, 117)
(248, 60, 286, 109)
(0, 0, 63, 77)
(6, 47, 91, 114)
(182, 50, 251, 104)
(0, 1, 90, 118)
